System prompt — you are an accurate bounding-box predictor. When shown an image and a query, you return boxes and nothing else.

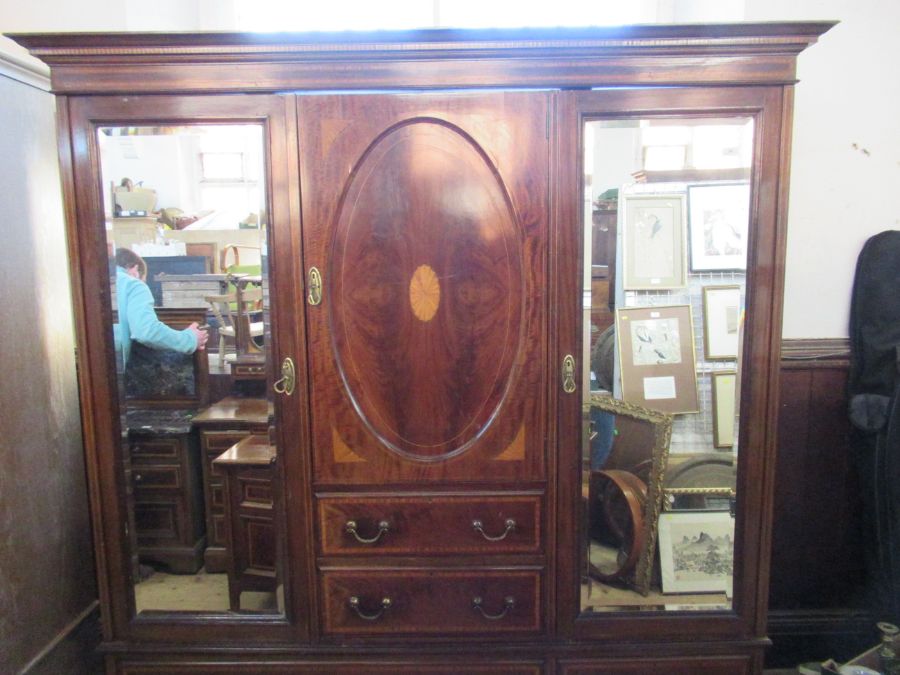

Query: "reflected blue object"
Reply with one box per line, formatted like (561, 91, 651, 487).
(591, 409, 616, 470)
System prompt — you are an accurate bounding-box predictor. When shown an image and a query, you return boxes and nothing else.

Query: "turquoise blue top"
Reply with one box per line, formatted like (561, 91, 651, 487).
(114, 266, 198, 367)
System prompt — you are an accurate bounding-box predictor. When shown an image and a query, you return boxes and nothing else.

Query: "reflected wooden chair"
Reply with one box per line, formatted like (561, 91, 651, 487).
(205, 288, 264, 367)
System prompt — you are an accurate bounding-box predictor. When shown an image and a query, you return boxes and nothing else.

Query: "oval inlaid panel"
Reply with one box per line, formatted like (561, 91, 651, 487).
(330, 120, 523, 460)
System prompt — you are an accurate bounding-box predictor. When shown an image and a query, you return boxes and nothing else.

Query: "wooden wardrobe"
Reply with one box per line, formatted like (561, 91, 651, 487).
(10, 23, 832, 674)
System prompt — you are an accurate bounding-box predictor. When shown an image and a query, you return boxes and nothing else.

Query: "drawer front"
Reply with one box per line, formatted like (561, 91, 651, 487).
(318, 494, 541, 555)
(320, 569, 541, 636)
(558, 656, 752, 674)
(202, 430, 251, 454)
(132, 437, 181, 460)
(133, 465, 182, 491)
(233, 363, 266, 378)
(134, 498, 186, 544)
(239, 474, 274, 507)
(119, 661, 543, 674)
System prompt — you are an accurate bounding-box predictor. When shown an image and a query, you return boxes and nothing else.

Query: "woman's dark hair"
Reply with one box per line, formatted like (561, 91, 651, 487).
(115, 248, 147, 278)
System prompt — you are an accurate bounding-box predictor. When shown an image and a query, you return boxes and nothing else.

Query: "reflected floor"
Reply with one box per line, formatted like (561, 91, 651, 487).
(581, 576, 730, 612)
(135, 567, 277, 613)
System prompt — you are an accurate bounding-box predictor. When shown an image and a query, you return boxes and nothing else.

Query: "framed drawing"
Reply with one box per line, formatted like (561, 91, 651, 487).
(621, 193, 686, 289)
(702, 285, 742, 360)
(658, 510, 735, 594)
(615, 304, 699, 414)
(687, 183, 750, 271)
(711, 370, 737, 448)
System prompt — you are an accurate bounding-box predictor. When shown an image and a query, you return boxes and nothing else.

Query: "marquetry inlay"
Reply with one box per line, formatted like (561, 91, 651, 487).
(332, 427, 366, 463)
(409, 264, 440, 322)
(494, 424, 526, 461)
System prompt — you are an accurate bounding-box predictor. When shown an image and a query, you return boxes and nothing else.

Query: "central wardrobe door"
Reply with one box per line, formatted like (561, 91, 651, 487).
(299, 93, 549, 484)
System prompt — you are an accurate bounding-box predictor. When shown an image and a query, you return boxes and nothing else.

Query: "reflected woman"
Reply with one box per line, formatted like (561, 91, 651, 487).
(113, 248, 208, 366)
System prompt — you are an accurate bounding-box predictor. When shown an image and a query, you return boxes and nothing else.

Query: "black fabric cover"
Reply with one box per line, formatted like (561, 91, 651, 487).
(849, 230, 900, 405)
(847, 230, 900, 622)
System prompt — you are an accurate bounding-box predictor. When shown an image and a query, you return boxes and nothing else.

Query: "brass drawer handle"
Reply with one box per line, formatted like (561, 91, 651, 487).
(472, 518, 516, 541)
(345, 519, 391, 544)
(472, 595, 515, 620)
(348, 595, 392, 621)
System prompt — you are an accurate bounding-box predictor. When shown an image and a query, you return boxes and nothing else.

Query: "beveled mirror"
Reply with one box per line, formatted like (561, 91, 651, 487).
(579, 112, 751, 614)
(97, 123, 285, 617)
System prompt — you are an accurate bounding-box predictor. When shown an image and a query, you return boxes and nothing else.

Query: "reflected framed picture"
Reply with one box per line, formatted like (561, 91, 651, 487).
(621, 193, 686, 289)
(702, 285, 742, 360)
(711, 370, 737, 448)
(658, 510, 734, 594)
(615, 304, 699, 414)
(687, 183, 750, 271)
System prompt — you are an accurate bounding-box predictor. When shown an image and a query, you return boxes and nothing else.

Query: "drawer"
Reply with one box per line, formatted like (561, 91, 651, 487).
(238, 473, 274, 508)
(133, 465, 182, 491)
(134, 498, 186, 544)
(202, 430, 251, 453)
(233, 363, 266, 378)
(320, 568, 541, 636)
(317, 494, 541, 555)
(132, 437, 181, 460)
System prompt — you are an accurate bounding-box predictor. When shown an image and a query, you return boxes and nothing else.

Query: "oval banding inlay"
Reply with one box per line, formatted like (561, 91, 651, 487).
(409, 264, 440, 322)
(330, 120, 524, 459)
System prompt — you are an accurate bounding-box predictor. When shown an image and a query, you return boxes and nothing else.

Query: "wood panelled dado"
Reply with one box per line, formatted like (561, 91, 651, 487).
(766, 338, 873, 667)
(299, 92, 548, 484)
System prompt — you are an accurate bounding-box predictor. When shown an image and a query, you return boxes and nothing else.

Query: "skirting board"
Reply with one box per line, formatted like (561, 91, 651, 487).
(19, 600, 101, 675)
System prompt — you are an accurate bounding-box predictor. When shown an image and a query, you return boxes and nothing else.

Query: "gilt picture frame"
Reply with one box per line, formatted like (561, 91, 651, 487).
(615, 304, 699, 414)
(621, 193, 686, 289)
(588, 394, 673, 596)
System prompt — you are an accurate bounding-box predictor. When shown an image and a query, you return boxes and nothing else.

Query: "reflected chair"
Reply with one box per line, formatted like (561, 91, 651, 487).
(205, 288, 264, 367)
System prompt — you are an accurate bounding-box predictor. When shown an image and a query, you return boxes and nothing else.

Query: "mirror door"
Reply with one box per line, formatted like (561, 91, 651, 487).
(556, 86, 789, 635)
(68, 94, 307, 640)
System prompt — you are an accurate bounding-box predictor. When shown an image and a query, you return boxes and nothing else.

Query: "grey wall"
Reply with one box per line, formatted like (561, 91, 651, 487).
(0, 71, 98, 673)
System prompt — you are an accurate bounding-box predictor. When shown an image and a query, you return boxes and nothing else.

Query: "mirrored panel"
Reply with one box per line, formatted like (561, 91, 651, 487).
(98, 124, 284, 615)
(580, 116, 752, 613)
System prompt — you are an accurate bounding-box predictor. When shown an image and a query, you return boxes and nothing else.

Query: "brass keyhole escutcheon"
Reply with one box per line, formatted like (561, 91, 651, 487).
(562, 354, 577, 394)
(307, 267, 322, 306)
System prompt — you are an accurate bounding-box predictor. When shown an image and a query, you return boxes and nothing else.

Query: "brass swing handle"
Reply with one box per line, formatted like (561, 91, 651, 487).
(472, 518, 516, 542)
(348, 595, 392, 621)
(273, 357, 295, 396)
(562, 354, 577, 394)
(344, 519, 391, 544)
(472, 595, 515, 620)
(307, 267, 323, 306)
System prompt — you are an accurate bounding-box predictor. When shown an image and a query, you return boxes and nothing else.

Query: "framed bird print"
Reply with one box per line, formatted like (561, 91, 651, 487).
(621, 193, 686, 289)
(616, 304, 699, 414)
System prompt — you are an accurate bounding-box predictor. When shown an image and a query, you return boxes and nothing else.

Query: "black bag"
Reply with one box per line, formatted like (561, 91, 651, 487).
(848, 230, 900, 621)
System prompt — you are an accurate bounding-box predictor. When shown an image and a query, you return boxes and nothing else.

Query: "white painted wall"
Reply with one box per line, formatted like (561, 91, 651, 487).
(2, 0, 896, 338)
(744, 0, 900, 338)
